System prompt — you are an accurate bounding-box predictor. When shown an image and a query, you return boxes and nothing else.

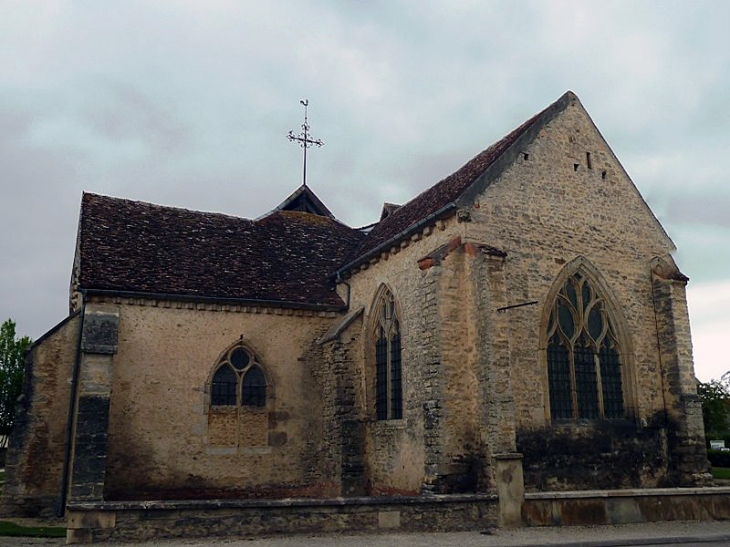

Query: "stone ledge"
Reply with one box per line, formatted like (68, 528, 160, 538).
(66, 494, 501, 543)
(67, 492, 499, 512)
(525, 486, 730, 500)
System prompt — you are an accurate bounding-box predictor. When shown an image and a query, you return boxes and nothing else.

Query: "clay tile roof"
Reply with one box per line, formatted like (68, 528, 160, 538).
(380, 203, 401, 220)
(342, 92, 575, 271)
(77, 193, 364, 308)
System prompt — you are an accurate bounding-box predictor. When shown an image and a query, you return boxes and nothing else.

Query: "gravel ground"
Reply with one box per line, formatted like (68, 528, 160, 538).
(4, 520, 730, 547)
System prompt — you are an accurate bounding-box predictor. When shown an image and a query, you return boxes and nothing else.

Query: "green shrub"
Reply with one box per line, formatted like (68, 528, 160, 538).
(707, 449, 730, 468)
(0, 521, 66, 538)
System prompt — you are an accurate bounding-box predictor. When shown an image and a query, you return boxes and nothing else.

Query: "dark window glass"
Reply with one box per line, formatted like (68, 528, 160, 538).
(600, 342, 624, 419)
(211, 365, 237, 406)
(566, 282, 578, 309)
(230, 348, 250, 370)
(558, 301, 575, 338)
(390, 329, 402, 420)
(582, 283, 592, 311)
(375, 328, 388, 420)
(587, 304, 603, 341)
(574, 340, 599, 419)
(547, 272, 624, 422)
(374, 289, 404, 421)
(548, 334, 573, 420)
(242, 366, 266, 407)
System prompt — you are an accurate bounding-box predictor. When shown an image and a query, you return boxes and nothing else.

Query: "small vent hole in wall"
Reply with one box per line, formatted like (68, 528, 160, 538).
(522, 152, 529, 161)
(586, 152, 592, 170)
(601, 170, 607, 180)
(573, 163, 579, 172)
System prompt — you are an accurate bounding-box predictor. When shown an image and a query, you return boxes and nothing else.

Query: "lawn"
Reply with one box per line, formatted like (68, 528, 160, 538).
(0, 521, 66, 538)
(712, 467, 730, 480)
(0, 469, 66, 538)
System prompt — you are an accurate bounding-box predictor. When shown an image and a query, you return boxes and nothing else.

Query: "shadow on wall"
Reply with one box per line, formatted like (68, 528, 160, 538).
(517, 415, 674, 491)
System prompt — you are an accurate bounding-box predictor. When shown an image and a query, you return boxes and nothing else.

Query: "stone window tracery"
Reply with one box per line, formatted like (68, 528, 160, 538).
(546, 272, 624, 421)
(373, 288, 403, 420)
(207, 343, 270, 449)
(211, 345, 267, 408)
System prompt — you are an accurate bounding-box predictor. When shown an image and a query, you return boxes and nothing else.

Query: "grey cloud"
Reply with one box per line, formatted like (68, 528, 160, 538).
(665, 195, 730, 229)
(1, 0, 729, 384)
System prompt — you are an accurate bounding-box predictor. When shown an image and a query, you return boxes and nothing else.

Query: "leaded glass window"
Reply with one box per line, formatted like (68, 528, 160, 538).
(546, 272, 624, 421)
(211, 365, 237, 406)
(210, 345, 267, 408)
(242, 366, 267, 407)
(373, 288, 403, 421)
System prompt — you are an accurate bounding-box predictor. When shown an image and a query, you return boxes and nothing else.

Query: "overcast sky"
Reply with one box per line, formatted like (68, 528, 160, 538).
(1, 1, 728, 382)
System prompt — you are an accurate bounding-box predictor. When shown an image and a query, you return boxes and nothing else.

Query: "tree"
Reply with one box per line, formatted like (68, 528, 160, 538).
(698, 372, 730, 437)
(0, 319, 32, 443)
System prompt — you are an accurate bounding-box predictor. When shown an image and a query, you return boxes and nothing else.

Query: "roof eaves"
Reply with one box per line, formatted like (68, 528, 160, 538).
(81, 287, 348, 312)
(333, 202, 458, 279)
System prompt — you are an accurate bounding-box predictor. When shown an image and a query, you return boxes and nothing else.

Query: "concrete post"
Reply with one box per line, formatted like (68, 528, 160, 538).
(493, 452, 524, 527)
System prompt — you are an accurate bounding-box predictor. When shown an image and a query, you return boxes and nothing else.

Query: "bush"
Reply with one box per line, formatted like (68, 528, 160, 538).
(707, 449, 730, 468)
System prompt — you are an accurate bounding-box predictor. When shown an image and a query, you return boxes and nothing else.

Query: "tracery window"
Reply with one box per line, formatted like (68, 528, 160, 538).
(546, 272, 624, 421)
(211, 345, 267, 408)
(373, 288, 403, 420)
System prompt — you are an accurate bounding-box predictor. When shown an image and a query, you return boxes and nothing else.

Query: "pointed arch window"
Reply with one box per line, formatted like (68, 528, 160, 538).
(546, 272, 624, 421)
(211, 345, 267, 408)
(373, 288, 403, 421)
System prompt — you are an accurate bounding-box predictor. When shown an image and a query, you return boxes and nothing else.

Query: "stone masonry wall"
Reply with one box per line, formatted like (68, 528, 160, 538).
(1, 313, 80, 517)
(652, 273, 711, 484)
(471, 249, 520, 486)
(458, 95, 702, 489)
(342, 218, 464, 495)
(101, 298, 339, 500)
(66, 495, 499, 543)
(317, 317, 368, 497)
(434, 245, 485, 493)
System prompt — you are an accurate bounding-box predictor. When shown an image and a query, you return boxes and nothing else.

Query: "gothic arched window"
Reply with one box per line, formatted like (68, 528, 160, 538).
(546, 272, 624, 421)
(210, 345, 267, 408)
(373, 288, 403, 420)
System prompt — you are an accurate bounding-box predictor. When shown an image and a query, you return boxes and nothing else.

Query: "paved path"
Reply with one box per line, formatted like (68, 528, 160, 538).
(5, 520, 730, 547)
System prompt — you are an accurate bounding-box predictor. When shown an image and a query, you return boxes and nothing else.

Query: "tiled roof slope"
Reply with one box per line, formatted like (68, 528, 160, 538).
(264, 184, 335, 219)
(344, 92, 575, 269)
(77, 193, 364, 308)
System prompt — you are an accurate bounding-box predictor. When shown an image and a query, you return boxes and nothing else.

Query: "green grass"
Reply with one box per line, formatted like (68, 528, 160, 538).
(712, 467, 730, 480)
(0, 521, 66, 538)
(0, 470, 66, 538)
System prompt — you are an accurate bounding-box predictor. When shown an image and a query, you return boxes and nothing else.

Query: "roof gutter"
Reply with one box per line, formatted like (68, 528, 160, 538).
(334, 202, 458, 279)
(80, 288, 348, 312)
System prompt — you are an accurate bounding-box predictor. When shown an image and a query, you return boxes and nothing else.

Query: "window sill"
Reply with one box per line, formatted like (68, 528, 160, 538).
(205, 445, 272, 455)
(372, 418, 406, 429)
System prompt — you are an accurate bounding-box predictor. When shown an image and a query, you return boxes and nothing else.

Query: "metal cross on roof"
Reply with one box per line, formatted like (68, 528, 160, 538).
(287, 99, 324, 187)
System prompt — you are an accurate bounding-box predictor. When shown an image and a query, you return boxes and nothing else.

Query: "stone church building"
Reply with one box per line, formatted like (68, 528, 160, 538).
(1, 92, 711, 533)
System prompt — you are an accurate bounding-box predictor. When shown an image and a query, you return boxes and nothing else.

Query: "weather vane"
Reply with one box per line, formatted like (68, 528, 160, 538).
(287, 99, 324, 187)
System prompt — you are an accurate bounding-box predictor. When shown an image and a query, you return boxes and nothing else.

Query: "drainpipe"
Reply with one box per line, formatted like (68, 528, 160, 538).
(58, 292, 86, 517)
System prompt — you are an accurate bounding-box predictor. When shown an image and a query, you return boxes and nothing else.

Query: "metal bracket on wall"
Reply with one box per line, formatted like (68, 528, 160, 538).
(497, 300, 539, 313)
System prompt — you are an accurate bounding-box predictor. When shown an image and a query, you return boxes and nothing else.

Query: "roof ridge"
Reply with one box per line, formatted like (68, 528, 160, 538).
(258, 184, 335, 220)
(77, 192, 364, 308)
(81, 192, 255, 223)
